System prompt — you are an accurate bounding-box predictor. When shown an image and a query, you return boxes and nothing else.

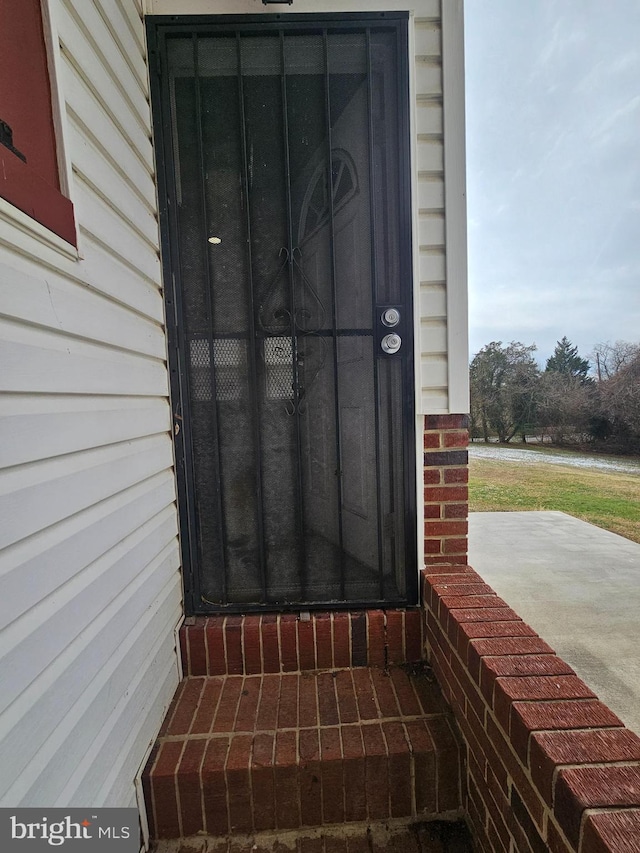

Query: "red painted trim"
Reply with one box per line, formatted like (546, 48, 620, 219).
(0, 148, 76, 245)
(0, 0, 59, 188)
(0, 0, 76, 246)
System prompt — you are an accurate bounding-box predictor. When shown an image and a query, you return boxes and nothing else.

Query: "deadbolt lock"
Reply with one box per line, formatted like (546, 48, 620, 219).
(381, 307, 400, 327)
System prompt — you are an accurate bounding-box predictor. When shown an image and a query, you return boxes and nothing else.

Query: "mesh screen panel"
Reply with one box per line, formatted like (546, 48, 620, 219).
(378, 357, 406, 599)
(370, 31, 402, 305)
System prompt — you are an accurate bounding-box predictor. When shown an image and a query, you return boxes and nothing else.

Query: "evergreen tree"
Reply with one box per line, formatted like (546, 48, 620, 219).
(545, 337, 590, 383)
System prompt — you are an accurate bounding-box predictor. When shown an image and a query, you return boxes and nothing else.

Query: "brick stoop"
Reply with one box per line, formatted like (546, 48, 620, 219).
(179, 610, 424, 677)
(150, 819, 474, 852)
(142, 666, 467, 846)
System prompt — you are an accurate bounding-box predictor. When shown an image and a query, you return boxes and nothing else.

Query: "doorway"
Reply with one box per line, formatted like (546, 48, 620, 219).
(149, 14, 416, 611)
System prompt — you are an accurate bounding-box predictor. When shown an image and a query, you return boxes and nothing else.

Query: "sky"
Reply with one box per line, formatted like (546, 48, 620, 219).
(464, 0, 640, 366)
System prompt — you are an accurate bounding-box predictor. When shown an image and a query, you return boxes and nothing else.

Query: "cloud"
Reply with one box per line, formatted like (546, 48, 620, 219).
(589, 95, 640, 148)
(465, 0, 640, 362)
(609, 51, 640, 75)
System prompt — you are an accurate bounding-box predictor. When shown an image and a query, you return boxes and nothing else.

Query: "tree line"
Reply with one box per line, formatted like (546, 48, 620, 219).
(470, 337, 640, 454)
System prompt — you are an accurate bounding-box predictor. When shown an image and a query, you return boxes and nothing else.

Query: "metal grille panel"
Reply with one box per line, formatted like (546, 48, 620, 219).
(159, 18, 414, 611)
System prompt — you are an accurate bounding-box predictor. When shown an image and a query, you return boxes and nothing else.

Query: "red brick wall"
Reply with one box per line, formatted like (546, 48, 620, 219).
(422, 565, 640, 853)
(423, 415, 469, 566)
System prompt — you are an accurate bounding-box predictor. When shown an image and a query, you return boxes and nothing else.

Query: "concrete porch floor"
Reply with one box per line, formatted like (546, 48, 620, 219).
(468, 511, 640, 736)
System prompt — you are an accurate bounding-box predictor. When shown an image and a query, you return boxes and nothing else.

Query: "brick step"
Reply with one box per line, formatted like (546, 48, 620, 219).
(180, 610, 424, 677)
(142, 667, 464, 842)
(151, 817, 474, 852)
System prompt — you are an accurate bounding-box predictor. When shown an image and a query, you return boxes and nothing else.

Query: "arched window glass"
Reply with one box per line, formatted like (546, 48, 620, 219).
(298, 148, 358, 244)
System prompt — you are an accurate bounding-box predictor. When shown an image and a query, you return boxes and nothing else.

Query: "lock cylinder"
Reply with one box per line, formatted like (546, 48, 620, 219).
(381, 307, 400, 327)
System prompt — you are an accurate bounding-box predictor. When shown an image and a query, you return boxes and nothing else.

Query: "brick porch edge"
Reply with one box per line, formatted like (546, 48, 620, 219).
(422, 564, 640, 853)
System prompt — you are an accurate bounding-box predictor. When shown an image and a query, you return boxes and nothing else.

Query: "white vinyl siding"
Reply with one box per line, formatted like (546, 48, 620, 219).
(0, 0, 182, 812)
(145, 0, 468, 415)
(414, 13, 448, 412)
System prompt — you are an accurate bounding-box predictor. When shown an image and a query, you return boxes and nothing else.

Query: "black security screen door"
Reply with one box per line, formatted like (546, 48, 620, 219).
(149, 15, 416, 612)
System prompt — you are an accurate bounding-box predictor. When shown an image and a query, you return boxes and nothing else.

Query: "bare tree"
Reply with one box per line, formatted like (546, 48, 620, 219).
(594, 350, 640, 452)
(470, 341, 540, 443)
(537, 372, 593, 445)
(591, 340, 640, 381)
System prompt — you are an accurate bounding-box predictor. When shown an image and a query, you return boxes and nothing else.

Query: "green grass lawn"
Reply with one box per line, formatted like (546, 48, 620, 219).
(469, 454, 640, 543)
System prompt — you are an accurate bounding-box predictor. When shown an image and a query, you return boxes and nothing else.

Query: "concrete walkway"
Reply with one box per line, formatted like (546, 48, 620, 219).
(468, 511, 640, 735)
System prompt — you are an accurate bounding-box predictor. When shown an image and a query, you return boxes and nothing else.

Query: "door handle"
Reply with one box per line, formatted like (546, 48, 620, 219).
(381, 333, 402, 354)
